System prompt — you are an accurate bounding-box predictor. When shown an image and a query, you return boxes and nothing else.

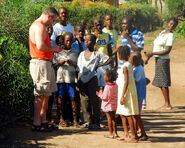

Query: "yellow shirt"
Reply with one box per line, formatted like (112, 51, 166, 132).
(94, 32, 112, 56)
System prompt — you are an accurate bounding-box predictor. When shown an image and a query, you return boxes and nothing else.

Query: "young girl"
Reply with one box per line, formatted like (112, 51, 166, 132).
(130, 51, 148, 141)
(116, 45, 139, 143)
(96, 69, 118, 138)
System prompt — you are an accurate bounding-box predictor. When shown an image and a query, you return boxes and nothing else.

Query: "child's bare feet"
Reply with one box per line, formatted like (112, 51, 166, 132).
(117, 135, 129, 141)
(160, 105, 173, 110)
(114, 133, 119, 139)
(125, 137, 138, 143)
(139, 135, 148, 141)
(104, 134, 114, 139)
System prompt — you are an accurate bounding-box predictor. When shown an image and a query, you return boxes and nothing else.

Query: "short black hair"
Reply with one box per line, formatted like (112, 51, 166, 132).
(118, 45, 130, 60)
(93, 18, 103, 25)
(105, 68, 118, 83)
(104, 13, 113, 19)
(75, 24, 85, 31)
(64, 32, 73, 41)
(86, 33, 97, 44)
(122, 15, 134, 25)
(167, 17, 178, 26)
(55, 35, 64, 45)
(131, 51, 141, 67)
(58, 7, 67, 13)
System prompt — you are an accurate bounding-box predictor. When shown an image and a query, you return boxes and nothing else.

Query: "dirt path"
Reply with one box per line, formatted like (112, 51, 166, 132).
(1, 35, 185, 148)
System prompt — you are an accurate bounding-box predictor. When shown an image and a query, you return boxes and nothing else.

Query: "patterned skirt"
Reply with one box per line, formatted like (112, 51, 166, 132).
(152, 57, 171, 87)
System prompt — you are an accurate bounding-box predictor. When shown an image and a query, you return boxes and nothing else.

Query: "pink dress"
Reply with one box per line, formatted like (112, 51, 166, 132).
(97, 83, 118, 112)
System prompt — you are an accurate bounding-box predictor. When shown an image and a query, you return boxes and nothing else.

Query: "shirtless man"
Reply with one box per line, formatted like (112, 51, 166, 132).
(29, 7, 63, 132)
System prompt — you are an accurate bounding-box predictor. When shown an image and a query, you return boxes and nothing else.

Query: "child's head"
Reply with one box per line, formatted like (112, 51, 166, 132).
(118, 45, 130, 61)
(93, 18, 103, 33)
(122, 16, 134, 32)
(58, 7, 68, 24)
(55, 35, 64, 46)
(104, 14, 113, 29)
(129, 51, 142, 67)
(84, 34, 96, 51)
(63, 32, 73, 50)
(47, 25, 53, 38)
(166, 17, 178, 32)
(104, 68, 118, 83)
(75, 24, 85, 40)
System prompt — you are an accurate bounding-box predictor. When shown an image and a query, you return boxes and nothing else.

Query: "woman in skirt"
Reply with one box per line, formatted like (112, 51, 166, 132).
(144, 17, 178, 110)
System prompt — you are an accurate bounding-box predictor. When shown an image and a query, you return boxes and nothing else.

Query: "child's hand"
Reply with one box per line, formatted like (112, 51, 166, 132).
(120, 96, 126, 105)
(145, 51, 153, 58)
(122, 30, 129, 39)
(66, 59, 73, 65)
(59, 59, 66, 65)
(96, 91, 99, 96)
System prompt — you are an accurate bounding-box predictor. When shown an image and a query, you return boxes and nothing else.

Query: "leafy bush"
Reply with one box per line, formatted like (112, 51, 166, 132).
(0, 36, 34, 128)
(117, 3, 161, 33)
(175, 21, 185, 38)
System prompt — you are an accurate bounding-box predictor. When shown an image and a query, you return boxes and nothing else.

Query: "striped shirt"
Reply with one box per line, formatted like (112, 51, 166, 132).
(121, 28, 144, 52)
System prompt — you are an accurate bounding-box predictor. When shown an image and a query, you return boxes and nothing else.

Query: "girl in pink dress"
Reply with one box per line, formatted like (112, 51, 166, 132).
(96, 69, 118, 138)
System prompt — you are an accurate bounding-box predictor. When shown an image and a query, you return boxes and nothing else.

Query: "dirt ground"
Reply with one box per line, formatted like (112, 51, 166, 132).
(1, 32, 185, 148)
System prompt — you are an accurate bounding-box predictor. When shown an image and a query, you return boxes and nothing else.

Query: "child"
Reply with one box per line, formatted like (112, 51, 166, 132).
(53, 32, 79, 127)
(77, 34, 112, 129)
(72, 24, 86, 124)
(96, 69, 119, 138)
(55, 35, 64, 47)
(93, 18, 113, 87)
(47, 25, 53, 38)
(103, 14, 118, 67)
(130, 51, 148, 141)
(47, 35, 64, 124)
(116, 45, 139, 143)
(72, 24, 86, 54)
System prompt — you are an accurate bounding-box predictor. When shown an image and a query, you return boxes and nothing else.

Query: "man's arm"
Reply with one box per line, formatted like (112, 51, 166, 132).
(34, 23, 62, 53)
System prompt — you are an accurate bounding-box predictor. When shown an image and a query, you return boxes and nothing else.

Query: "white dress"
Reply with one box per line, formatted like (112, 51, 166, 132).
(116, 61, 139, 116)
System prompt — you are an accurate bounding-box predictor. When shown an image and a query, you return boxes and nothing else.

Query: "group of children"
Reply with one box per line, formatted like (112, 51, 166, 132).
(46, 13, 148, 143)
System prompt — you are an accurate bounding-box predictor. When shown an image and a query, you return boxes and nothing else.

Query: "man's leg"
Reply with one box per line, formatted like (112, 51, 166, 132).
(33, 96, 43, 126)
(40, 95, 50, 123)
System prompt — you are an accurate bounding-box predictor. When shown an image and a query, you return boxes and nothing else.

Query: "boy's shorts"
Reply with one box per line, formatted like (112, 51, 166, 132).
(29, 59, 57, 96)
(138, 98, 144, 115)
(56, 83, 76, 98)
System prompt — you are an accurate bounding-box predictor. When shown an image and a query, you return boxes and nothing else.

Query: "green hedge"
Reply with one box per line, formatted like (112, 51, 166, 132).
(0, 36, 33, 128)
(0, 0, 162, 45)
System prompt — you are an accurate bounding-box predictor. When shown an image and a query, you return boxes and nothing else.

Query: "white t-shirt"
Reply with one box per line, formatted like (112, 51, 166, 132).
(77, 51, 109, 83)
(153, 30, 175, 59)
(50, 23, 74, 46)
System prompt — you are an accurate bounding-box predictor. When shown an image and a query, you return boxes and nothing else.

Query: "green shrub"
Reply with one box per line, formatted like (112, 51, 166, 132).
(117, 3, 161, 32)
(0, 36, 34, 127)
(175, 21, 185, 38)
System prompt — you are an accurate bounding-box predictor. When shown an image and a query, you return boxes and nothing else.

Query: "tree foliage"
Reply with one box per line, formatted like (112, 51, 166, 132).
(165, 0, 185, 18)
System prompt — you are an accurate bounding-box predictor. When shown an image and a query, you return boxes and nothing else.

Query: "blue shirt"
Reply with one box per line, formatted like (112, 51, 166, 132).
(72, 40, 86, 54)
(133, 65, 146, 100)
(121, 28, 144, 52)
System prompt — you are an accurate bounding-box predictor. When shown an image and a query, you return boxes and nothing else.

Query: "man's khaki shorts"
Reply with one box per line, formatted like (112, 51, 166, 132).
(29, 59, 57, 96)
